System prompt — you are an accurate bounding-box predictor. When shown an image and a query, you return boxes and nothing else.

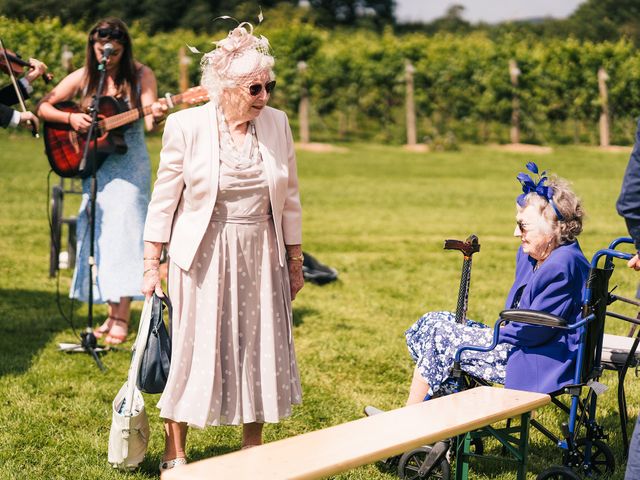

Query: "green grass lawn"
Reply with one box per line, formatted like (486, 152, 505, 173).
(0, 131, 638, 479)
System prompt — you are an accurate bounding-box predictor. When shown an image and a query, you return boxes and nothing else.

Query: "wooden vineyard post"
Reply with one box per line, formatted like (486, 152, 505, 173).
(598, 67, 610, 147)
(405, 61, 417, 146)
(298, 61, 310, 144)
(509, 60, 521, 144)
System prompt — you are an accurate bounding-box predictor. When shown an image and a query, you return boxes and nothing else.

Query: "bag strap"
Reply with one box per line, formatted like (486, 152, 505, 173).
(160, 294, 173, 339)
(120, 415, 131, 460)
(147, 293, 172, 341)
(124, 296, 153, 414)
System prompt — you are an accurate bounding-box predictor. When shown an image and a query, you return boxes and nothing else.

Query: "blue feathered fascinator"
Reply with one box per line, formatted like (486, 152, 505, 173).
(516, 162, 564, 220)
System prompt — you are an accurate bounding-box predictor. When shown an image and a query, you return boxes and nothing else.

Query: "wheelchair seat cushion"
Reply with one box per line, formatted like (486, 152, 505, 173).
(601, 333, 640, 367)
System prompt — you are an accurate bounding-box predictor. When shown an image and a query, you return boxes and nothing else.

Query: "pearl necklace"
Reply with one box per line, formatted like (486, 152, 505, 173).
(217, 107, 260, 170)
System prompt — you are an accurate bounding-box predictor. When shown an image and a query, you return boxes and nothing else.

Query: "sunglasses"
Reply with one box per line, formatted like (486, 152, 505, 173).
(95, 27, 125, 41)
(248, 80, 276, 96)
(516, 220, 531, 233)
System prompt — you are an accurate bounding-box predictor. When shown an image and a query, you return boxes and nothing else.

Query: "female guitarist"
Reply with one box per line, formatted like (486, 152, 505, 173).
(38, 17, 166, 345)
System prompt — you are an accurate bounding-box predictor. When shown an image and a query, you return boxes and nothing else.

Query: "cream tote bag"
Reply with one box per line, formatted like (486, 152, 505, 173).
(108, 297, 153, 469)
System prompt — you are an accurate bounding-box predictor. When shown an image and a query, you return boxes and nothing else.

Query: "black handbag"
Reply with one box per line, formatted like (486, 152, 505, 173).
(137, 293, 172, 394)
(302, 251, 338, 285)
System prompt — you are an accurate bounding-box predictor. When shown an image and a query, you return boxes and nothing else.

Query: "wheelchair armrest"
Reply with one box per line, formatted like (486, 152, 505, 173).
(499, 309, 568, 328)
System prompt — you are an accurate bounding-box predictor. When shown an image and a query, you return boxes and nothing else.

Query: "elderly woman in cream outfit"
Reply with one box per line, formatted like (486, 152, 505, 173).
(142, 24, 304, 472)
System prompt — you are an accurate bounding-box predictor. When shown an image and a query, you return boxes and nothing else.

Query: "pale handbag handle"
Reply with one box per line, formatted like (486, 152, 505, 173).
(123, 297, 153, 415)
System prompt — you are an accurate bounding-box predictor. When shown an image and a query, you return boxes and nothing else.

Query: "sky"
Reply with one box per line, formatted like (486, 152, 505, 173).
(395, 0, 586, 24)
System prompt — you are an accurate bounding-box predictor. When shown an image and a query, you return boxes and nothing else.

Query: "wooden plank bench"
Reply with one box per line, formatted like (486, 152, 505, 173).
(162, 386, 550, 480)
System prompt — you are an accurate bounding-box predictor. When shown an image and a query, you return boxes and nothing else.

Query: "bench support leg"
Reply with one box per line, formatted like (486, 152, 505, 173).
(455, 432, 472, 480)
(454, 411, 532, 480)
(517, 412, 531, 480)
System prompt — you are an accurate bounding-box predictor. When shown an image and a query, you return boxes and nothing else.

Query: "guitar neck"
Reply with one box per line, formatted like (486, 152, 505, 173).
(101, 92, 185, 131)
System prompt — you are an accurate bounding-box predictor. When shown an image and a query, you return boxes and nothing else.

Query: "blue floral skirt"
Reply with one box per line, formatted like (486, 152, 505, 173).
(405, 311, 512, 396)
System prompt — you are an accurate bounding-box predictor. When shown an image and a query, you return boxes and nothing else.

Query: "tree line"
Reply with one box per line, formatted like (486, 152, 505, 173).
(0, 0, 394, 33)
(399, 0, 640, 47)
(3, 0, 640, 46)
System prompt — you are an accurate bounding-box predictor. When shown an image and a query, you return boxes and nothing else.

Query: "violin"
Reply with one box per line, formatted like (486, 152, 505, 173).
(0, 48, 53, 84)
(0, 38, 43, 138)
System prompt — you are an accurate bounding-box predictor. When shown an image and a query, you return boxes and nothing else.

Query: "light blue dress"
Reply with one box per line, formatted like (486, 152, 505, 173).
(70, 119, 150, 303)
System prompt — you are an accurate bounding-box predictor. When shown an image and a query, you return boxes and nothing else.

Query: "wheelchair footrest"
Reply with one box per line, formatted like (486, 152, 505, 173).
(418, 440, 450, 476)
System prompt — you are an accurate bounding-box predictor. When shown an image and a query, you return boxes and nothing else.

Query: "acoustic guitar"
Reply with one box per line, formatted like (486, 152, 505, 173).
(44, 86, 209, 178)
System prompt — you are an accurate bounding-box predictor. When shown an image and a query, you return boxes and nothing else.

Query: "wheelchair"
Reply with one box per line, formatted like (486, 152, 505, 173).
(396, 236, 635, 480)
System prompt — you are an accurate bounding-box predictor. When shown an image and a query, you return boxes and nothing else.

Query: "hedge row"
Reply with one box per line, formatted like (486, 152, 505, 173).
(3, 16, 640, 145)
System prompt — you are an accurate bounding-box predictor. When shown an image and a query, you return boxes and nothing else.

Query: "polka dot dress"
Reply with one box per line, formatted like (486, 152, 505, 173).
(157, 134, 302, 428)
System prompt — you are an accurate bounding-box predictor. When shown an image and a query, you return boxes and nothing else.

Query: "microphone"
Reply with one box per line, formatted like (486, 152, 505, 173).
(101, 43, 114, 64)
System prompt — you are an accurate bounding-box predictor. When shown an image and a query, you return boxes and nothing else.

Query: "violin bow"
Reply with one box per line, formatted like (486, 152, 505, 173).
(0, 38, 38, 138)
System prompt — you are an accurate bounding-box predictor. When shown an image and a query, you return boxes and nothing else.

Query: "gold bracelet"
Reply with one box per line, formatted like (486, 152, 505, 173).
(287, 254, 304, 263)
(144, 256, 160, 261)
(143, 267, 159, 275)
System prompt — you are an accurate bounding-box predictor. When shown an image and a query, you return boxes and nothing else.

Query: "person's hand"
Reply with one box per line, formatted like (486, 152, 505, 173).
(628, 253, 640, 271)
(18, 111, 39, 130)
(24, 58, 48, 83)
(151, 101, 167, 126)
(142, 267, 164, 299)
(288, 261, 304, 300)
(69, 112, 92, 133)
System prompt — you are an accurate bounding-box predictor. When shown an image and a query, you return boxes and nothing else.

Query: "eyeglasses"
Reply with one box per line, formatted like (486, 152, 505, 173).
(248, 80, 276, 96)
(95, 27, 125, 41)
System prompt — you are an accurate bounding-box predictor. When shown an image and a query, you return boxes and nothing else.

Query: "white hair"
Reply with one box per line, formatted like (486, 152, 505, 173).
(518, 176, 584, 244)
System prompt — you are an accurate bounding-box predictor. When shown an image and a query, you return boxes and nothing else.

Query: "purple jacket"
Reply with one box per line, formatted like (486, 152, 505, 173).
(498, 241, 590, 393)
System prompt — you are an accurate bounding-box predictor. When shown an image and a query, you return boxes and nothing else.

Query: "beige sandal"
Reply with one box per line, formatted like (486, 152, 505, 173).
(104, 317, 129, 345)
(93, 317, 114, 339)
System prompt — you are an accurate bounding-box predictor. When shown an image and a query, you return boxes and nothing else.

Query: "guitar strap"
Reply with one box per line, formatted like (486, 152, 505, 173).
(134, 68, 143, 109)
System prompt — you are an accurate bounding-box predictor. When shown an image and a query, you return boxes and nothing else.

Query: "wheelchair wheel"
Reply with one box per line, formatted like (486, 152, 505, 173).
(397, 446, 450, 480)
(537, 465, 580, 479)
(573, 438, 615, 477)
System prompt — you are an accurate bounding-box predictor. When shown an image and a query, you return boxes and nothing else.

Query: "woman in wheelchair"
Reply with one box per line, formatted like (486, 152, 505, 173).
(406, 166, 589, 403)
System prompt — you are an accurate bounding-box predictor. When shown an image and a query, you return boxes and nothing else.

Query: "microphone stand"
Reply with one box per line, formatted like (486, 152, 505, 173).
(59, 56, 111, 371)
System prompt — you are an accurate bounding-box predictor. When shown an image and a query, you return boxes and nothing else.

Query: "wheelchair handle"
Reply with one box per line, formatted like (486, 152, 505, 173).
(583, 240, 634, 305)
(590, 248, 633, 269)
(608, 236, 634, 250)
(590, 236, 635, 270)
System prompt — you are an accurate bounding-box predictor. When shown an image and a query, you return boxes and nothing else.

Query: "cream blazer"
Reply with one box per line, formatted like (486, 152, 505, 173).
(143, 102, 302, 272)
